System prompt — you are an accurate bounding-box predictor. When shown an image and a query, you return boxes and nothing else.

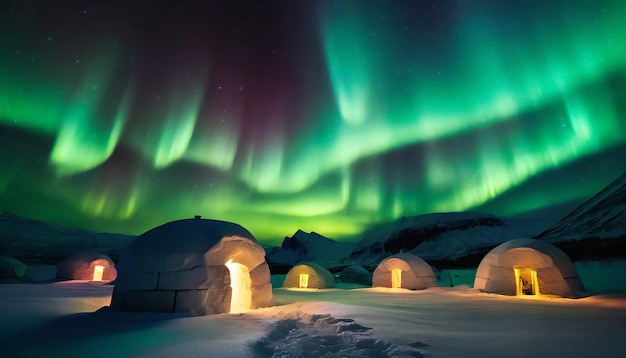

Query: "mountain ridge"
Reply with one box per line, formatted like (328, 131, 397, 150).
(0, 211, 136, 264)
(534, 172, 626, 260)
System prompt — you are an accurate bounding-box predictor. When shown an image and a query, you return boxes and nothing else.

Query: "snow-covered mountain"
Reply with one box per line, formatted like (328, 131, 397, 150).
(0, 212, 135, 264)
(535, 172, 626, 259)
(266, 230, 355, 269)
(349, 212, 527, 268)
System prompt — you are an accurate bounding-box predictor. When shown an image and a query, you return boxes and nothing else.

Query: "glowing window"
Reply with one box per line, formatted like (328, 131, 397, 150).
(299, 273, 309, 288)
(93, 265, 105, 281)
(392, 268, 402, 288)
(225, 260, 252, 313)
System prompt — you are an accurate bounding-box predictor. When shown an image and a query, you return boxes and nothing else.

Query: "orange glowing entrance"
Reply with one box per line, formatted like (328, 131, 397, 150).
(514, 267, 539, 295)
(299, 274, 309, 288)
(93, 265, 105, 281)
(391, 269, 402, 288)
(225, 260, 252, 313)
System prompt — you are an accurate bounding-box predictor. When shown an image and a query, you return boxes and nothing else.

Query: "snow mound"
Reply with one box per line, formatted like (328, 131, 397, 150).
(338, 265, 372, 285)
(0, 256, 27, 279)
(252, 311, 429, 357)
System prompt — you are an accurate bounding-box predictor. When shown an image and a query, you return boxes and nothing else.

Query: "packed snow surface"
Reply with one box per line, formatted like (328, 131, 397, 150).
(1, 281, 625, 357)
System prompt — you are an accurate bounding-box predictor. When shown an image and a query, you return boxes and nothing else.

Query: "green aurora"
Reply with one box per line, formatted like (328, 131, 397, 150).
(1, 1, 625, 245)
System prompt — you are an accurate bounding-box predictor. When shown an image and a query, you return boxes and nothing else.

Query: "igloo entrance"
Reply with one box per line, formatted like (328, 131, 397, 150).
(225, 260, 252, 313)
(515, 267, 539, 295)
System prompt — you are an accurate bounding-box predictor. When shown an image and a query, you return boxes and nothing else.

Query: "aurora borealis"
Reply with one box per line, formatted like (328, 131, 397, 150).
(1, 1, 626, 245)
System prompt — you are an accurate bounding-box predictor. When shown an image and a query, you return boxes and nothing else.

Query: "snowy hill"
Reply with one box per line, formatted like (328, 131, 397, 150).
(349, 212, 527, 268)
(266, 230, 355, 269)
(535, 172, 626, 259)
(0, 212, 135, 264)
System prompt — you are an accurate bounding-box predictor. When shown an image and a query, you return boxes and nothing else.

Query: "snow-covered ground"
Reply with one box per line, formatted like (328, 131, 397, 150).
(1, 277, 625, 358)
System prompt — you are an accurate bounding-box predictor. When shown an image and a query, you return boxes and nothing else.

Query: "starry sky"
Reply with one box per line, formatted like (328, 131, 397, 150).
(1, 1, 626, 245)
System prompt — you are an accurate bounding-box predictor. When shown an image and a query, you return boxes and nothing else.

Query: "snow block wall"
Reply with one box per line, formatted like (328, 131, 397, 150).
(110, 218, 272, 315)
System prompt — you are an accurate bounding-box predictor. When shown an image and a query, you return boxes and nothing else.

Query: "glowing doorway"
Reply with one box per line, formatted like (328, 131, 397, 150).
(391, 269, 402, 288)
(93, 265, 105, 281)
(514, 267, 539, 295)
(225, 260, 252, 313)
(299, 274, 309, 288)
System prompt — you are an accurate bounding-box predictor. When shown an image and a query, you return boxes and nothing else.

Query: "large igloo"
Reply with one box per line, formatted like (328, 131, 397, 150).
(474, 238, 586, 297)
(110, 217, 272, 315)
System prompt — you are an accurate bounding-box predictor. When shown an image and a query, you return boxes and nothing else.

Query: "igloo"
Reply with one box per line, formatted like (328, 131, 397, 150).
(373, 253, 436, 290)
(474, 238, 586, 297)
(283, 262, 335, 289)
(109, 217, 272, 315)
(0, 256, 27, 279)
(56, 251, 117, 282)
(338, 265, 372, 285)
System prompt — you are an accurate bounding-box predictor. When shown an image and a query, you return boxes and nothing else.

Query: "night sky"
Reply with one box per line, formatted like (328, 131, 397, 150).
(1, 1, 626, 245)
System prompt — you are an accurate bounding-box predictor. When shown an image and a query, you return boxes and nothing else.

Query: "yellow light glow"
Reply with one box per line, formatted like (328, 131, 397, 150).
(225, 260, 252, 313)
(531, 269, 540, 296)
(299, 273, 309, 289)
(514, 267, 539, 296)
(392, 269, 402, 289)
(514, 267, 521, 295)
(93, 265, 105, 281)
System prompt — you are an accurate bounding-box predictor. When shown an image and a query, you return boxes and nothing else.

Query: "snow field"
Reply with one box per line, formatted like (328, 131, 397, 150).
(1, 278, 625, 357)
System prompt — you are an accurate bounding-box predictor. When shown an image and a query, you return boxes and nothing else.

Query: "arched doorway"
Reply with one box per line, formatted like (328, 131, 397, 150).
(93, 265, 105, 281)
(514, 267, 539, 295)
(392, 268, 402, 288)
(299, 274, 309, 288)
(225, 260, 252, 313)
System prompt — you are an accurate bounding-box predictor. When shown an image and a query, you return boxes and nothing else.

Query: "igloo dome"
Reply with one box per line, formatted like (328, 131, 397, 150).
(110, 217, 272, 315)
(56, 250, 116, 282)
(373, 253, 436, 290)
(474, 238, 586, 297)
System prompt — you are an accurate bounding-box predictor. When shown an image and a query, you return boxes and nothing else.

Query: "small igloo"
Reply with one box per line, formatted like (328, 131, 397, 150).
(0, 256, 27, 279)
(373, 253, 436, 290)
(283, 262, 335, 289)
(56, 250, 117, 282)
(338, 265, 372, 285)
(474, 238, 586, 297)
(110, 217, 272, 315)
